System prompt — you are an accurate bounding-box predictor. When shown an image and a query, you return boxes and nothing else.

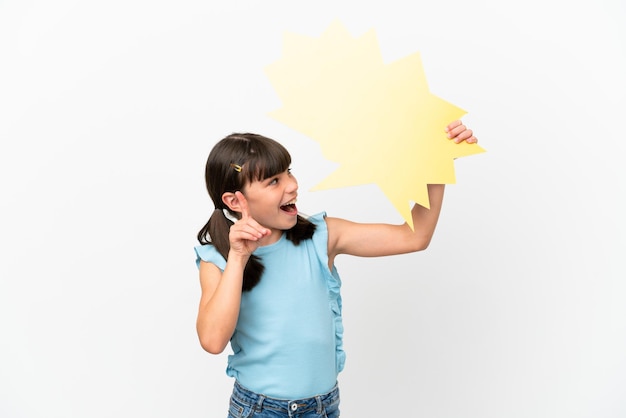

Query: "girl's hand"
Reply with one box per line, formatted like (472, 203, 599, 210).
(446, 120, 478, 144)
(228, 191, 270, 257)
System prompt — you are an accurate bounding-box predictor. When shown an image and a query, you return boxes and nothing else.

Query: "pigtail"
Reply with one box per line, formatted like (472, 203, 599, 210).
(197, 209, 264, 292)
(206, 209, 231, 259)
(287, 215, 316, 244)
(242, 255, 264, 291)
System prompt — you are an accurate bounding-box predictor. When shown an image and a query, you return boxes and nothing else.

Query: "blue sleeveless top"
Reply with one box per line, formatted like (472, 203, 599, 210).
(194, 212, 345, 399)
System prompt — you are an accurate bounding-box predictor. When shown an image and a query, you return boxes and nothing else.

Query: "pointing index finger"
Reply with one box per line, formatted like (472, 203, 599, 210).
(235, 191, 250, 220)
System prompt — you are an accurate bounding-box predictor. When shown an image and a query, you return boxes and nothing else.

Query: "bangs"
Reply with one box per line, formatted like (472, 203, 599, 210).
(239, 135, 292, 183)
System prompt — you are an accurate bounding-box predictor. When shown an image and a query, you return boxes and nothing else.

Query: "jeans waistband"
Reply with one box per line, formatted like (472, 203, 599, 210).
(232, 381, 339, 415)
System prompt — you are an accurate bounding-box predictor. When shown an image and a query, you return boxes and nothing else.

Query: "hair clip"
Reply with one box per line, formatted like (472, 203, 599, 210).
(230, 163, 242, 173)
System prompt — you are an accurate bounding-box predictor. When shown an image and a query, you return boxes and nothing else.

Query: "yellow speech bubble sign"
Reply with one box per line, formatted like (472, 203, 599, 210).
(265, 20, 485, 229)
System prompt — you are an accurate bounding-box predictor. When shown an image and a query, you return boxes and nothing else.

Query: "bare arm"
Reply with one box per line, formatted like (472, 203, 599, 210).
(196, 253, 247, 354)
(327, 120, 477, 265)
(196, 192, 270, 354)
(327, 184, 444, 263)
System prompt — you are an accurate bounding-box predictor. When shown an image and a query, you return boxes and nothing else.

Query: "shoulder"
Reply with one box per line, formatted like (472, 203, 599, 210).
(301, 211, 327, 226)
(194, 244, 226, 271)
(324, 216, 352, 255)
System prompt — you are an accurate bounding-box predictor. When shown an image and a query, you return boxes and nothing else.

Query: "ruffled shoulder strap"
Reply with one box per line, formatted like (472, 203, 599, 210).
(304, 211, 330, 263)
(302, 211, 346, 373)
(194, 244, 227, 271)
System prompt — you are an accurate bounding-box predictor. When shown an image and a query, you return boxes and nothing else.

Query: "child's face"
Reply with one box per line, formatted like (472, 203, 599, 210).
(242, 168, 299, 236)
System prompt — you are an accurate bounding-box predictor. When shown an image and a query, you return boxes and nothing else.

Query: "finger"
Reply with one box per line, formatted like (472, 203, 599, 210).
(448, 125, 468, 141)
(445, 120, 463, 136)
(232, 219, 269, 241)
(447, 124, 466, 140)
(242, 217, 270, 237)
(232, 225, 264, 241)
(231, 201, 270, 236)
(235, 191, 250, 219)
(233, 192, 271, 237)
(453, 128, 474, 143)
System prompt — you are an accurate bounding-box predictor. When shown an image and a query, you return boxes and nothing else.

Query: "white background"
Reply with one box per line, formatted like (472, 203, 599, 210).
(1, 1, 625, 417)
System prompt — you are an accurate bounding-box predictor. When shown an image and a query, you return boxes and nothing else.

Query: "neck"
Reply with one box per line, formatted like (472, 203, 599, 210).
(258, 229, 283, 246)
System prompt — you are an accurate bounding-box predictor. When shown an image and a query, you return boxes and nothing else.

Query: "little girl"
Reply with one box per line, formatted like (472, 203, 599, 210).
(195, 120, 477, 417)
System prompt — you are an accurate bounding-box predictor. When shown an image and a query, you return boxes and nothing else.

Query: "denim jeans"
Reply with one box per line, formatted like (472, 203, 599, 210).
(227, 381, 340, 418)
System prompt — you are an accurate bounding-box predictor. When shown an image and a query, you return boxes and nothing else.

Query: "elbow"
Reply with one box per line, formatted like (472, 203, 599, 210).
(197, 316, 232, 354)
(204, 345, 226, 355)
(197, 326, 230, 354)
(197, 315, 234, 354)
(402, 222, 436, 253)
(409, 235, 433, 253)
(199, 336, 228, 355)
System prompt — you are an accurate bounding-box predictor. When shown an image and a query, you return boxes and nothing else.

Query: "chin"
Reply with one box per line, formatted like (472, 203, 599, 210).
(283, 214, 299, 229)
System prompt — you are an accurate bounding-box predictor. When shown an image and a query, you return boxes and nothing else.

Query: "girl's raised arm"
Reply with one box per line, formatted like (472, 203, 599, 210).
(326, 120, 477, 265)
(326, 184, 444, 262)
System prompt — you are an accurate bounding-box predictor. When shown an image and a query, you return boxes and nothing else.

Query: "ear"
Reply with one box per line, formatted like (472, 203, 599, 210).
(222, 192, 243, 214)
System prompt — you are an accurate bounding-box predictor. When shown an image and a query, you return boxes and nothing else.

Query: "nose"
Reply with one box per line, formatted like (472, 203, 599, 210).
(286, 174, 298, 192)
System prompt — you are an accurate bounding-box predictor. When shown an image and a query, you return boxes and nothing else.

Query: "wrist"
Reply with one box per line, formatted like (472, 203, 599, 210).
(227, 249, 251, 266)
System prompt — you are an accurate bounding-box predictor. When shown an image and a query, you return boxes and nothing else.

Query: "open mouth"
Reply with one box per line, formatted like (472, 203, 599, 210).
(280, 199, 298, 214)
